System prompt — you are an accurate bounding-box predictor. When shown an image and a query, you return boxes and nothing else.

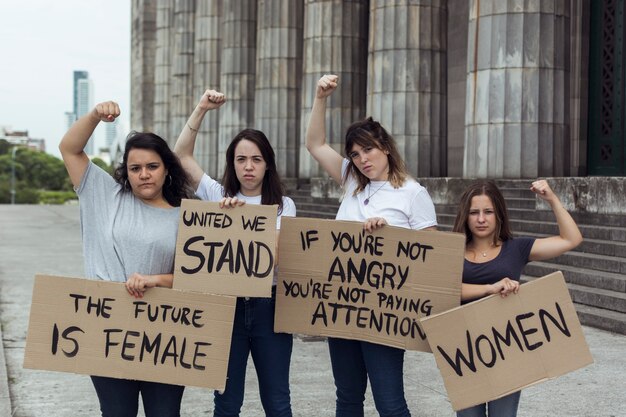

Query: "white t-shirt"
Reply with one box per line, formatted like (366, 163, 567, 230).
(335, 159, 437, 230)
(195, 173, 296, 228)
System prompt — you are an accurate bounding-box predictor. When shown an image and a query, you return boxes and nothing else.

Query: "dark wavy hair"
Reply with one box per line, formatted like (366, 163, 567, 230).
(343, 117, 409, 194)
(221, 128, 285, 213)
(452, 180, 513, 246)
(114, 132, 196, 207)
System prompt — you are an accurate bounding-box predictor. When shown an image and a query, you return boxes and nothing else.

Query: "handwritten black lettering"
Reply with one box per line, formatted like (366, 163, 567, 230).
(241, 215, 267, 231)
(396, 241, 434, 262)
(300, 230, 319, 251)
(51, 323, 84, 357)
(437, 302, 572, 377)
(181, 237, 273, 278)
(69, 293, 114, 318)
(330, 231, 384, 256)
(327, 257, 408, 290)
(182, 210, 232, 228)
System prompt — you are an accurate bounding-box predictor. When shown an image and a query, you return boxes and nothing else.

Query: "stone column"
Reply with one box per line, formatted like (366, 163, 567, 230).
(464, 0, 570, 178)
(254, 0, 304, 177)
(131, 0, 156, 134)
(300, 0, 368, 178)
(154, 0, 174, 141)
(193, 1, 222, 176)
(218, 1, 258, 175)
(170, 0, 196, 146)
(367, 0, 448, 177)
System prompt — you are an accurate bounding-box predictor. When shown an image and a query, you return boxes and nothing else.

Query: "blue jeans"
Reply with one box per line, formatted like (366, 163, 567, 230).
(328, 337, 410, 417)
(456, 391, 521, 417)
(214, 294, 293, 417)
(90, 376, 184, 417)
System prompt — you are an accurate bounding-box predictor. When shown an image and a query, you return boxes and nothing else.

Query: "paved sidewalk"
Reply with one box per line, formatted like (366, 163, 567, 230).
(1, 205, 625, 417)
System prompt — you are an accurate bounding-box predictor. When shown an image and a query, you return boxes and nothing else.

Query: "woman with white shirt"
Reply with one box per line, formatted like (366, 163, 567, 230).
(174, 90, 295, 417)
(305, 74, 437, 417)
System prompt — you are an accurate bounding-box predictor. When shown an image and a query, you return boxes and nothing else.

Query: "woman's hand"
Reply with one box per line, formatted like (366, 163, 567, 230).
(219, 196, 246, 209)
(91, 101, 120, 123)
(488, 277, 520, 298)
(198, 89, 226, 111)
(530, 179, 558, 204)
(125, 273, 157, 298)
(316, 74, 338, 99)
(364, 217, 387, 233)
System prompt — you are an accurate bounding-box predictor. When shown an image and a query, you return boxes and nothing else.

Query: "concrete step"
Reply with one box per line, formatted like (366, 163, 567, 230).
(567, 282, 626, 314)
(503, 197, 536, 209)
(522, 275, 626, 313)
(574, 304, 626, 335)
(523, 262, 626, 293)
(296, 209, 335, 220)
(295, 202, 341, 215)
(549, 251, 626, 275)
(520, 232, 626, 258)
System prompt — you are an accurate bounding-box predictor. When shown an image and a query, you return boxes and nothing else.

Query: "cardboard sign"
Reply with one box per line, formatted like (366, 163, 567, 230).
(275, 217, 464, 351)
(420, 272, 594, 411)
(24, 275, 236, 390)
(174, 199, 277, 297)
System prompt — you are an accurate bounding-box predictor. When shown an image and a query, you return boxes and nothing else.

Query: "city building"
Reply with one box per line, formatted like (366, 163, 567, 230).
(0, 126, 46, 152)
(70, 70, 94, 155)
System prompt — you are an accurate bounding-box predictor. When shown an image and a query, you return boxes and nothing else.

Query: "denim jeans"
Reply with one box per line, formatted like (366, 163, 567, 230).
(214, 294, 293, 417)
(328, 337, 411, 417)
(90, 375, 184, 417)
(456, 391, 521, 417)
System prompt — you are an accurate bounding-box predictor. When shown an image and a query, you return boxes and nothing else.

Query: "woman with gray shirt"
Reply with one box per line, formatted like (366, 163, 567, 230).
(59, 101, 196, 417)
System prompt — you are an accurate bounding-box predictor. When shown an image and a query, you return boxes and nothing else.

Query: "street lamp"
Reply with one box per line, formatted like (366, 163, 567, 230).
(10, 146, 17, 205)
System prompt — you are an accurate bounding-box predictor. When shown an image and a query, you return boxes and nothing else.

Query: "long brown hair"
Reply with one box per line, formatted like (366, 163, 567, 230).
(452, 180, 513, 246)
(343, 117, 409, 194)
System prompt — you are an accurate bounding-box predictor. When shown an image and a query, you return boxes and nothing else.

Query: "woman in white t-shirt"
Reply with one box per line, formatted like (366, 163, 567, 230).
(174, 90, 295, 417)
(305, 75, 437, 417)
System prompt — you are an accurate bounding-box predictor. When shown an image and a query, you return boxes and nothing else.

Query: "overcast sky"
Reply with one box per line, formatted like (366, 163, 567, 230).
(0, 0, 130, 158)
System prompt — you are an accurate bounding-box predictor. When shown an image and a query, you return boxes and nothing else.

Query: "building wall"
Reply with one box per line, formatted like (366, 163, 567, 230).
(131, 0, 588, 179)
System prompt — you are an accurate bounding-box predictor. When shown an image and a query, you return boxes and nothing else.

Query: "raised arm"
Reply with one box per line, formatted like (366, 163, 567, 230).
(528, 180, 583, 261)
(173, 89, 225, 189)
(305, 74, 344, 184)
(59, 101, 120, 187)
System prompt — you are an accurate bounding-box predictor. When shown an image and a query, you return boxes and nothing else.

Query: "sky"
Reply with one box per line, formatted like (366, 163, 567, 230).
(0, 0, 130, 158)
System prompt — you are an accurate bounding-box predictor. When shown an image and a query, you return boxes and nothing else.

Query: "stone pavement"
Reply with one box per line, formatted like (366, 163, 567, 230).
(0, 205, 624, 417)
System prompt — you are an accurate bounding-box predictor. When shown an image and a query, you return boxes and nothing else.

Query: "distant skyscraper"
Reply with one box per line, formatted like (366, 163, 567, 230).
(72, 70, 94, 154)
(105, 118, 119, 149)
(64, 111, 76, 131)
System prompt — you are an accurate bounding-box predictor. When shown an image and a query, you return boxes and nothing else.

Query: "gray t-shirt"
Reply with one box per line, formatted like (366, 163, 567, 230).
(76, 161, 180, 282)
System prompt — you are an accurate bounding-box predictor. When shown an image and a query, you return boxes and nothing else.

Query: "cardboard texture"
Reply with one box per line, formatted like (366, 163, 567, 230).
(24, 275, 236, 390)
(174, 199, 277, 297)
(420, 272, 594, 411)
(275, 217, 464, 351)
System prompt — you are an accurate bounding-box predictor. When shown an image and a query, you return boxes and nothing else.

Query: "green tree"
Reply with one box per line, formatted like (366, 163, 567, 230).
(92, 157, 113, 175)
(0, 139, 10, 155)
(0, 146, 75, 203)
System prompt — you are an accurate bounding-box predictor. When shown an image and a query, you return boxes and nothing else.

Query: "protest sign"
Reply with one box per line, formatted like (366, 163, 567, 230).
(420, 271, 594, 411)
(275, 217, 464, 351)
(174, 199, 277, 297)
(24, 275, 236, 390)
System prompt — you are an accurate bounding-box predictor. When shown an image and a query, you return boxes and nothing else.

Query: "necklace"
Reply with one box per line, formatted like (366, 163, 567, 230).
(364, 181, 387, 205)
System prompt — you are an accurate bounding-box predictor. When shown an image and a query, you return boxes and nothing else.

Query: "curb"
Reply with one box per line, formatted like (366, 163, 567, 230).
(0, 323, 12, 416)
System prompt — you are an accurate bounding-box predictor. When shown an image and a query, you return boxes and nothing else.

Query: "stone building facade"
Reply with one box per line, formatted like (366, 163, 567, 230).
(130, 0, 623, 182)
